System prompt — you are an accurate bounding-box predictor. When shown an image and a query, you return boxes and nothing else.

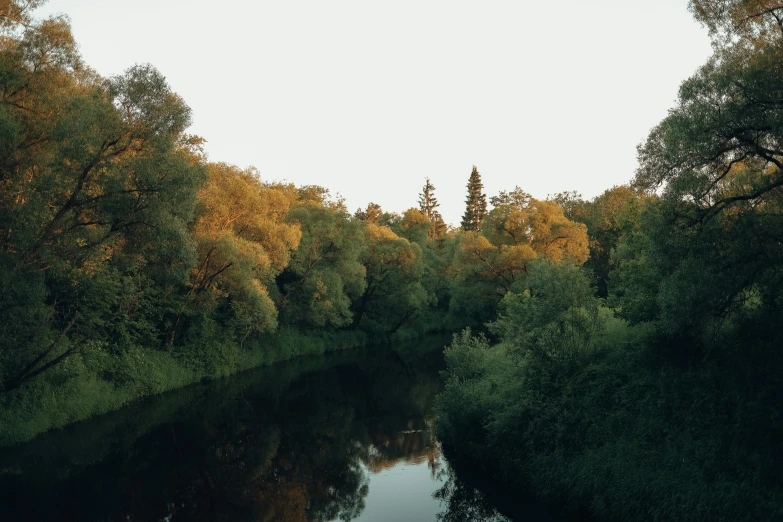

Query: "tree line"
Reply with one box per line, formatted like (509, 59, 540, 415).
(0, 0, 598, 444)
(437, 1, 783, 520)
(4, 2, 782, 518)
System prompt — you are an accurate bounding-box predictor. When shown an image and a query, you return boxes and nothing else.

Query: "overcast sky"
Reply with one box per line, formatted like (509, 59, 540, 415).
(40, 0, 712, 225)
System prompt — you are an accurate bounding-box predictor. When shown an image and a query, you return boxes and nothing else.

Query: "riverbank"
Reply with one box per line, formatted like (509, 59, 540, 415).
(435, 323, 783, 522)
(0, 337, 463, 521)
(0, 326, 447, 447)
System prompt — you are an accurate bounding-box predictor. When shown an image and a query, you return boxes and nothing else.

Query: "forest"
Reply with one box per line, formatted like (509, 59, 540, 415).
(1, 0, 782, 520)
(437, 1, 783, 520)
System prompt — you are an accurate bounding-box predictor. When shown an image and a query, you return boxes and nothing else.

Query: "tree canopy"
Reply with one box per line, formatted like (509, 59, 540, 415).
(6, 8, 783, 520)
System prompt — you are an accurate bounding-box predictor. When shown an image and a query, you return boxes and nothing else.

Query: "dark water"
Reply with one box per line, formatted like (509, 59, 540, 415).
(0, 338, 578, 521)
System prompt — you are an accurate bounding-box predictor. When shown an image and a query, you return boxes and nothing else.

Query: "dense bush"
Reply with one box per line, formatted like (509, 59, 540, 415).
(437, 262, 783, 520)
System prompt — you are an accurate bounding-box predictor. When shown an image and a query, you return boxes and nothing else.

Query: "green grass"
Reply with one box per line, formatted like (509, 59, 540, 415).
(0, 326, 374, 447)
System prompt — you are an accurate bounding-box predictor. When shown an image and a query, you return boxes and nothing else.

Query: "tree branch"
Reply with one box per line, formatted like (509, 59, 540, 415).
(2, 312, 81, 393)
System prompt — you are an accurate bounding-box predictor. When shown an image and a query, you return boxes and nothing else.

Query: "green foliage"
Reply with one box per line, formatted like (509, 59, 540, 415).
(611, 1, 783, 347)
(690, 1, 783, 49)
(490, 262, 605, 369)
(418, 177, 446, 239)
(0, 3, 449, 445)
(396, 207, 430, 248)
(354, 223, 430, 333)
(460, 165, 487, 231)
(353, 201, 385, 223)
(437, 331, 514, 466)
(489, 186, 532, 208)
(635, 42, 783, 221)
(0, 6, 205, 393)
(610, 177, 783, 348)
(555, 185, 647, 297)
(187, 162, 301, 339)
(277, 202, 366, 328)
(438, 314, 783, 521)
(438, 7, 783, 520)
(2, 6, 781, 521)
(448, 195, 590, 325)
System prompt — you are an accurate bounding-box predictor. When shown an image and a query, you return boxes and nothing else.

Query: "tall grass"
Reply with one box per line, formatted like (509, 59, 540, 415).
(0, 326, 374, 447)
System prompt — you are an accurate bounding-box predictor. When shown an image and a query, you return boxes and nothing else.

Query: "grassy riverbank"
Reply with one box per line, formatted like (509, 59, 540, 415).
(0, 327, 374, 447)
(0, 335, 451, 521)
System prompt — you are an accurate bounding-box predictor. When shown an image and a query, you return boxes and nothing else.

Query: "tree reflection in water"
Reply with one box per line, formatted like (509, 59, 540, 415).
(2, 338, 511, 522)
(434, 468, 512, 522)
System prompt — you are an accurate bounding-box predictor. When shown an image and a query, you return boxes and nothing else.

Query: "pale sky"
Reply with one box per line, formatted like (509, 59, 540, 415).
(40, 0, 712, 225)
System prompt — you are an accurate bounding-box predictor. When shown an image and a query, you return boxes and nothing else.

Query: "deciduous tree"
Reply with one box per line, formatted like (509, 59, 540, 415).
(179, 164, 300, 344)
(450, 194, 588, 324)
(353, 224, 428, 332)
(276, 200, 366, 328)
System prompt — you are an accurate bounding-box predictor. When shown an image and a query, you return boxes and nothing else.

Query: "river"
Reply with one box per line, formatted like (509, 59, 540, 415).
(0, 337, 580, 521)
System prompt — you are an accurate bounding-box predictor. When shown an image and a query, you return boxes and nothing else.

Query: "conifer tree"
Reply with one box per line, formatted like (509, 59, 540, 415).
(461, 166, 487, 231)
(419, 178, 438, 215)
(430, 210, 447, 238)
(419, 178, 446, 238)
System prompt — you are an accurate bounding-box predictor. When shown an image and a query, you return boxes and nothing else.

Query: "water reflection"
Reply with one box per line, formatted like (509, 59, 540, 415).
(0, 338, 515, 522)
(434, 468, 512, 522)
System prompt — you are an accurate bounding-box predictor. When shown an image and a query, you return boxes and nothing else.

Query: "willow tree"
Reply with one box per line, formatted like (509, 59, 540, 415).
(607, 0, 783, 342)
(276, 198, 366, 329)
(0, 2, 205, 390)
(689, 0, 783, 48)
(472, 199, 589, 283)
(353, 224, 429, 332)
(176, 164, 301, 346)
(554, 186, 647, 297)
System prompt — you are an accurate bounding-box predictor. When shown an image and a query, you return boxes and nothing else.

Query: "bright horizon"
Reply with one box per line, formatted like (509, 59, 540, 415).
(40, 0, 712, 225)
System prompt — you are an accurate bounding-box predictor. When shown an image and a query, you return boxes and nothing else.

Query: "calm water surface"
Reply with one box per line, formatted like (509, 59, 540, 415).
(0, 338, 576, 521)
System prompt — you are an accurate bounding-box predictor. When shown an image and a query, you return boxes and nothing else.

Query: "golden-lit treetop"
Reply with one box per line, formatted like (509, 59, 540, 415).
(482, 198, 589, 265)
(189, 163, 301, 333)
(690, 0, 783, 47)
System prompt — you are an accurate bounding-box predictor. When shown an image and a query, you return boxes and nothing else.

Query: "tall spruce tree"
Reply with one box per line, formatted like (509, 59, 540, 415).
(419, 178, 446, 238)
(419, 178, 439, 215)
(461, 166, 487, 231)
